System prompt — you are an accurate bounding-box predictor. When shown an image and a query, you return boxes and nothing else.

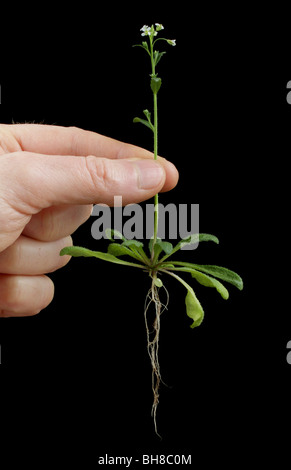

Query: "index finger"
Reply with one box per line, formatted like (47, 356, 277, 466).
(7, 123, 154, 159)
(5, 124, 178, 193)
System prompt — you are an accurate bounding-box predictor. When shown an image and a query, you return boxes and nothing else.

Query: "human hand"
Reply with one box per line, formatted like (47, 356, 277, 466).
(0, 124, 178, 317)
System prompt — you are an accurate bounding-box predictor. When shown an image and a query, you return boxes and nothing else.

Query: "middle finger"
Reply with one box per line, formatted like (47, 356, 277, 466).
(22, 204, 93, 241)
(0, 235, 72, 275)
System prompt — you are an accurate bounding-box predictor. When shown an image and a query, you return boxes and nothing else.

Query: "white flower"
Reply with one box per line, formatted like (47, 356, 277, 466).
(140, 25, 151, 36)
(167, 39, 176, 46)
(155, 23, 164, 31)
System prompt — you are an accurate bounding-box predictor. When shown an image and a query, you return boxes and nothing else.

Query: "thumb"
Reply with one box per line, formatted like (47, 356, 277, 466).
(2, 152, 166, 211)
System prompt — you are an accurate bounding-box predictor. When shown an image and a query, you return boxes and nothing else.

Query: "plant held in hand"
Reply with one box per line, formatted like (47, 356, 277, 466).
(60, 24, 243, 437)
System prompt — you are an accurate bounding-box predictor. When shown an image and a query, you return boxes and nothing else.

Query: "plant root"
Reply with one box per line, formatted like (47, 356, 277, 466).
(144, 276, 169, 438)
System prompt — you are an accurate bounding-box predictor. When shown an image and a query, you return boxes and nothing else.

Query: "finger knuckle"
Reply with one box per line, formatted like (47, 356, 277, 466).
(68, 126, 83, 154)
(0, 124, 22, 155)
(83, 155, 115, 194)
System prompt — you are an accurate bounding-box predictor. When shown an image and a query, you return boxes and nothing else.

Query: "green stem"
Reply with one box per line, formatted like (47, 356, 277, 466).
(153, 93, 158, 161)
(160, 268, 195, 293)
(150, 37, 159, 260)
(152, 93, 158, 254)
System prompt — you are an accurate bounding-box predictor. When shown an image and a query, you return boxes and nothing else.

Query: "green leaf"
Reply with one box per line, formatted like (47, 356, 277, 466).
(107, 243, 127, 256)
(133, 117, 154, 132)
(154, 277, 163, 288)
(154, 50, 166, 66)
(107, 243, 146, 263)
(141, 109, 154, 131)
(190, 270, 229, 299)
(193, 265, 243, 290)
(176, 233, 219, 250)
(161, 264, 229, 299)
(164, 262, 243, 290)
(150, 76, 162, 94)
(157, 240, 173, 255)
(60, 246, 144, 269)
(122, 240, 150, 265)
(122, 240, 144, 248)
(185, 288, 204, 329)
(142, 41, 149, 52)
(160, 233, 219, 262)
(105, 228, 125, 241)
(186, 269, 229, 299)
(152, 243, 163, 261)
(107, 243, 132, 256)
(161, 269, 204, 329)
(143, 109, 152, 122)
(132, 43, 150, 56)
(148, 238, 173, 261)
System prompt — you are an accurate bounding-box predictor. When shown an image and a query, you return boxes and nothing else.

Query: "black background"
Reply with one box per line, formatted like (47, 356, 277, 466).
(0, 3, 290, 467)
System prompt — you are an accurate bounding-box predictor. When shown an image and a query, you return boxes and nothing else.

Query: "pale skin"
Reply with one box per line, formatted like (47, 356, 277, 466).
(0, 124, 179, 317)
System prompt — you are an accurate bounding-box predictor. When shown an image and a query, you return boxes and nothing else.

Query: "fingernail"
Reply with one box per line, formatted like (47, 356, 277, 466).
(133, 160, 165, 190)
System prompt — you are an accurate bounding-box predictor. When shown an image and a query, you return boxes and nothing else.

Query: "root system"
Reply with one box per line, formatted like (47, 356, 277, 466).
(144, 276, 169, 437)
